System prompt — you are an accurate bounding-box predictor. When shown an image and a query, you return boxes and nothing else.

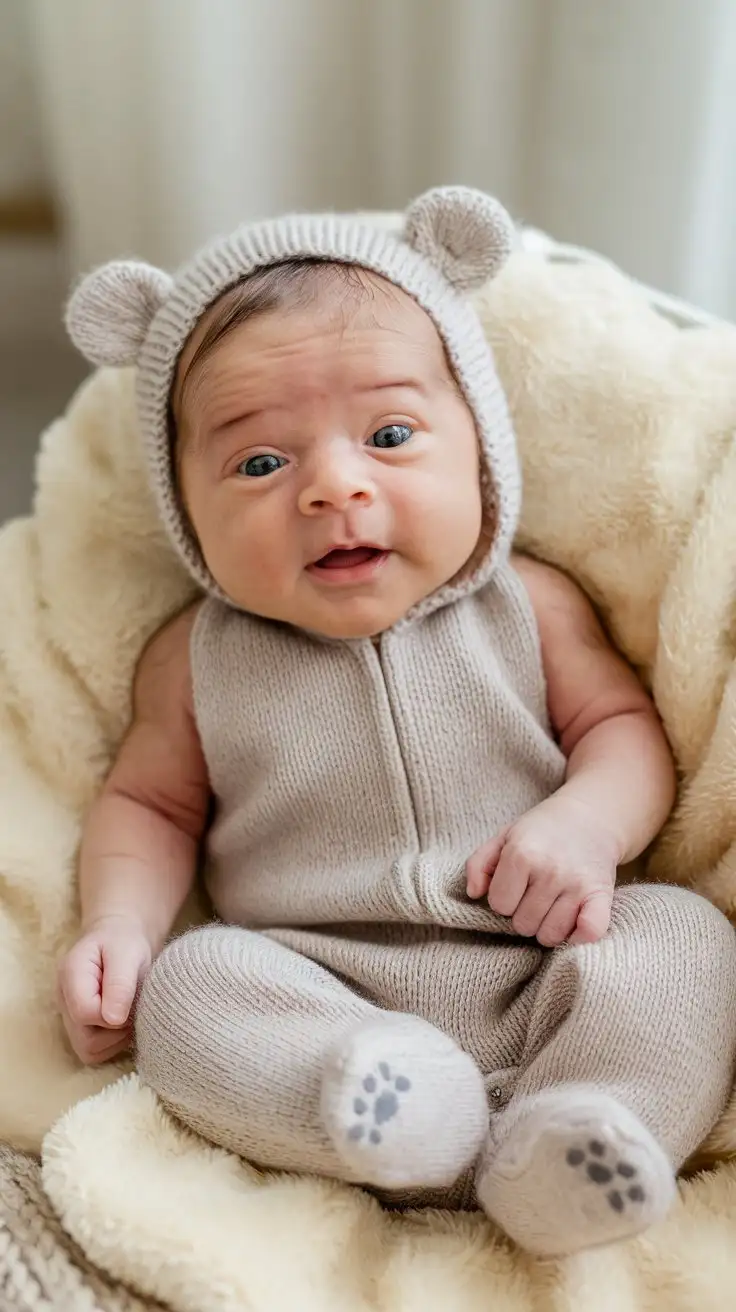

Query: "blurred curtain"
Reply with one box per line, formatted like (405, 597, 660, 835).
(28, 0, 736, 316)
(529, 0, 736, 319)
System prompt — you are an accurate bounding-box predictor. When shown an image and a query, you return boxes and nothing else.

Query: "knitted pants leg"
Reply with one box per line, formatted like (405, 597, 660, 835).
(503, 883, 736, 1164)
(475, 884, 736, 1253)
(135, 924, 487, 1186)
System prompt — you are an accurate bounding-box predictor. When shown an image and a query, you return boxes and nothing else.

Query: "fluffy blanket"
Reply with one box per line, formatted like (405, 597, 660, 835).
(2, 244, 736, 1309)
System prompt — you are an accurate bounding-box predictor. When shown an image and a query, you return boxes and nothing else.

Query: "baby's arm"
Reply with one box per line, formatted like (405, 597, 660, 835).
(58, 603, 210, 1064)
(467, 556, 676, 946)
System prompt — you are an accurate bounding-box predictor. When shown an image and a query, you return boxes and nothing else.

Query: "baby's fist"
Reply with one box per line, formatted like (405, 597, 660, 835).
(58, 915, 152, 1065)
(466, 796, 619, 946)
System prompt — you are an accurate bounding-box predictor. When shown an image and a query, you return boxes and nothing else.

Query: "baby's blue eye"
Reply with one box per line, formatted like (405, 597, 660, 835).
(238, 454, 287, 478)
(369, 424, 413, 449)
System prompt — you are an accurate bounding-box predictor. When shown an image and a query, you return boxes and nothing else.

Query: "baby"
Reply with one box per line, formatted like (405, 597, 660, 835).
(59, 188, 736, 1257)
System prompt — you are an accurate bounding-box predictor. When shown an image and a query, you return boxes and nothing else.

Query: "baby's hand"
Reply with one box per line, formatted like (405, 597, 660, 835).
(58, 915, 152, 1065)
(466, 795, 620, 947)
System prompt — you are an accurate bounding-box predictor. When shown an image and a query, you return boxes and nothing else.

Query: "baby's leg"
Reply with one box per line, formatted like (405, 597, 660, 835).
(136, 925, 487, 1190)
(476, 885, 736, 1255)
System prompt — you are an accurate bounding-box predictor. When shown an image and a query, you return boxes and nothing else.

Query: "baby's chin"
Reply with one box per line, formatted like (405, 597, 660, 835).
(296, 579, 441, 640)
(217, 588, 415, 641)
(284, 602, 403, 642)
(304, 612, 391, 641)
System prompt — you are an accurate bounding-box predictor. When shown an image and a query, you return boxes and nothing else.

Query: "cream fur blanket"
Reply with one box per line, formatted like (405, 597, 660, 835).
(2, 247, 736, 1310)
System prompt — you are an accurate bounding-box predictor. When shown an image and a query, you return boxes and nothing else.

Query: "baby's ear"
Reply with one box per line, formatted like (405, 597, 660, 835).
(65, 260, 174, 367)
(404, 186, 516, 293)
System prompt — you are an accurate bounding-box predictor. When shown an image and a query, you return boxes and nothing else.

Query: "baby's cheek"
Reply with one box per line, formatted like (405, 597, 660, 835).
(389, 477, 437, 542)
(432, 483, 483, 582)
(193, 497, 247, 580)
(401, 471, 480, 562)
(234, 513, 290, 593)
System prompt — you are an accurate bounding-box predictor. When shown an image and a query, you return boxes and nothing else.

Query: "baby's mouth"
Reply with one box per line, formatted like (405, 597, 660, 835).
(307, 545, 391, 582)
(314, 547, 384, 570)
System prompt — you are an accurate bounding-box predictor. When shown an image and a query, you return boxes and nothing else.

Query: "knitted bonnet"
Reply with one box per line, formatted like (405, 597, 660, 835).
(65, 186, 520, 607)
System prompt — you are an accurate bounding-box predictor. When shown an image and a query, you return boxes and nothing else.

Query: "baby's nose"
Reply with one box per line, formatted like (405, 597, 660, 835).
(298, 455, 376, 515)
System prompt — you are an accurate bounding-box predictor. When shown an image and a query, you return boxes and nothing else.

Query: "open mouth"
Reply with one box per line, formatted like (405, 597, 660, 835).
(308, 545, 390, 582)
(315, 546, 383, 569)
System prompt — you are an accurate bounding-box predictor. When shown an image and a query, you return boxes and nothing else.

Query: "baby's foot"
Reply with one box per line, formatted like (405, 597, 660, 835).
(321, 1015, 487, 1189)
(475, 1088, 676, 1256)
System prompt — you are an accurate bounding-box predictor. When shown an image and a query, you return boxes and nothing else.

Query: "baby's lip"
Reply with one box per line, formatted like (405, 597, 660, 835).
(309, 542, 387, 567)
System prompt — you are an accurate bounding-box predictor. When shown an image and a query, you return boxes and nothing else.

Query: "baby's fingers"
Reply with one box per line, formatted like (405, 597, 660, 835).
(58, 949, 103, 1027)
(72, 1023, 133, 1066)
(100, 940, 145, 1027)
(536, 895, 581, 947)
(487, 843, 530, 919)
(466, 831, 507, 899)
(569, 889, 613, 945)
(510, 879, 557, 938)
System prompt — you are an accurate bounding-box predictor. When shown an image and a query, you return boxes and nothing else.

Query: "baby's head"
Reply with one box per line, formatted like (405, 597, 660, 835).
(172, 261, 485, 636)
(67, 188, 519, 638)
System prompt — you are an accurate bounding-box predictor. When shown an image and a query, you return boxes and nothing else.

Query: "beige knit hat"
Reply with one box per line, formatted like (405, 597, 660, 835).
(66, 187, 519, 605)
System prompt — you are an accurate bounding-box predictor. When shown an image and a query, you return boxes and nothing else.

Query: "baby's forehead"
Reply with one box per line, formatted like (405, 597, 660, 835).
(174, 264, 449, 414)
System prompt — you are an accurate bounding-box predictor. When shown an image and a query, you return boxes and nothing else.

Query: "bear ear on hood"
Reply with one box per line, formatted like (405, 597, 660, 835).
(65, 260, 174, 368)
(404, 186, 517, 293)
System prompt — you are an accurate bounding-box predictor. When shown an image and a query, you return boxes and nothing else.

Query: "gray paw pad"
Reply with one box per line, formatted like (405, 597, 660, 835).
(347, 1064, 412, 1145)
(566, 1140, 646, 1212)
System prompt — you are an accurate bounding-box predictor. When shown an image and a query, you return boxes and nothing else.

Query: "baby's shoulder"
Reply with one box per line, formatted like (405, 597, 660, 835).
(511, 552, 575, 601)
(510, 554, 608, 652)
(512, 553, 586, 613)
(133, 600, 203, 721)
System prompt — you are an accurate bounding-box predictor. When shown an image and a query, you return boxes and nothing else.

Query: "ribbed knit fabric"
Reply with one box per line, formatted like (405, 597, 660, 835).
(133, 558, 736, 1236)
(65, 187, 519, 605)
(137, 885, 736, 1235)
(193, 563, 564, 928)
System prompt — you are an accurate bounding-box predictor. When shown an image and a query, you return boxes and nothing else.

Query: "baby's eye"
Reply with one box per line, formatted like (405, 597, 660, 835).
(237, 454, 287, 478)
(369, 424, 414, 450)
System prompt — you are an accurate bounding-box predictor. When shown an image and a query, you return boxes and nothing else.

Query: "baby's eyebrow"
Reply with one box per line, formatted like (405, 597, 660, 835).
(209, 384, 422, 436)
(187, 377, 433, 448)
(355, 378, 428, 395)
(212, 408, 266, 434)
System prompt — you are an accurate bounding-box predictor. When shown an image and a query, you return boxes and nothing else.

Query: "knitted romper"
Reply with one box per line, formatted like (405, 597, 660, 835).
(134, 541, 736, 1210)
(65, 186, 736, 1221)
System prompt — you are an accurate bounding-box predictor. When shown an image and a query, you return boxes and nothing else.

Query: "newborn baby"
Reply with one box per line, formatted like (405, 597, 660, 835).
(59, 188, 736, 1257)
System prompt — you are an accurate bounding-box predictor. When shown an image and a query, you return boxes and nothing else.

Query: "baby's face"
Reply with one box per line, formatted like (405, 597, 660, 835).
(174, 273, 483, 638)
